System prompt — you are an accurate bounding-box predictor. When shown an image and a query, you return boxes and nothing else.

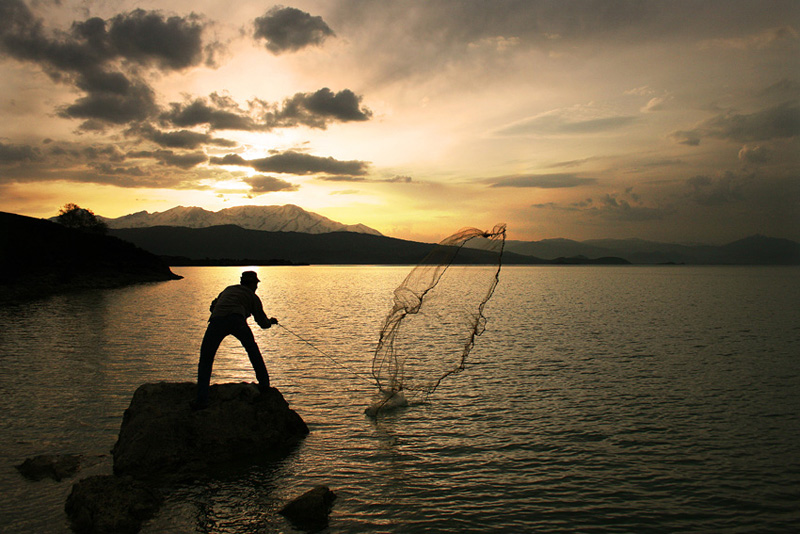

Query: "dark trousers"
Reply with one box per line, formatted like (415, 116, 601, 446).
(197, 314, 269, 405)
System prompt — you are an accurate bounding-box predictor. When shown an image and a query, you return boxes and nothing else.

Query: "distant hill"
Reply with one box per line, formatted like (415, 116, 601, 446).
(504, 235, 800, 264)
(109, 225, 626, 265)
(99, 204, 382, 236)
(1, 212, 181, 302)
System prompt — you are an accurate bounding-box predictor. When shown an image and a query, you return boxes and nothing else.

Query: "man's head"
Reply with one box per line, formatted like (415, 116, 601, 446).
(240, 271, 260, 289)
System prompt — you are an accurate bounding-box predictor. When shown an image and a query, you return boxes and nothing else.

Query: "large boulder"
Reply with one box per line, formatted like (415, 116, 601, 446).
(112, 382, 308, 478)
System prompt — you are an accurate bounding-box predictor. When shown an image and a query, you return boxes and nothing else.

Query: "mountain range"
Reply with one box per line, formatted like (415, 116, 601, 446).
(55, 204, 800, 265)
(503, 235, 800, 265)
(100, 205, 382, 235)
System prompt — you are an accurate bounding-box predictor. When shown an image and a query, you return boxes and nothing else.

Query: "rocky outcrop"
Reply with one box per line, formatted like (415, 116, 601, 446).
(65, 475, 162, 534)
(112, 382, 308, 478)
(280, 486, 337, 533)
(16, 453, 82, 481)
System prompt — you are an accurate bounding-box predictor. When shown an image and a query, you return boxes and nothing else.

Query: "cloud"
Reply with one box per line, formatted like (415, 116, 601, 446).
(133, 124, 237, 149)
(253, 6, 335, 54)
(0, 137, 242, 189)
(686, 172, 744, 205)
(759, 78, 800, 101)
(161, 93, 258, 131)
(702, 102, 800, 142)
(0, 3, 216, 129)
(699, 26, 799, 50)
(738, 144, 770, 165)
(0, 142, 40, 164)
(316, 175, 367, 182)
(493, 107, 637, 137)
(669, 129, 702, 146)
(105, 9, 208, 70)
(243, 175, 299, 194)
(210, 154, 248, 166)
(330, 189, 361, 195)
(315, 174, 414, 183)
(268, 88, 372, 128)
(546, 157, 601, 169)
(0, 5, 212, 72)
(489, 173, 597, 188)
(211, 151, 369, 175)
(329, 0, 771, 88)
(532, 189, 667, 221)
(88, 163, 147, 177)
(58, 80, 158, 126)
(671, 101, 800, 145)
(625, 86, 656, 96)
(129, 149, 208, 169)
(641, 95, 671, 113)
(597, 194, 665, 221)
(161, 89, 371, 131)
(468, 36, 521, 52)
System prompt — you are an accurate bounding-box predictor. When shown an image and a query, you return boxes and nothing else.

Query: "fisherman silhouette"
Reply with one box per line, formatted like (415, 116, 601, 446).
(194, 271, 278, 409)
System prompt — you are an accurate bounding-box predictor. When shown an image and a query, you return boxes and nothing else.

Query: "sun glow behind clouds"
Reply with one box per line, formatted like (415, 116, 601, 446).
(0, 1, 797, 242)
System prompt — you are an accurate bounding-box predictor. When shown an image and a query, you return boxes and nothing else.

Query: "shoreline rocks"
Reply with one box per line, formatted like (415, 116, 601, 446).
(60, 381, 309, 533)
(16, 453, 82, 482)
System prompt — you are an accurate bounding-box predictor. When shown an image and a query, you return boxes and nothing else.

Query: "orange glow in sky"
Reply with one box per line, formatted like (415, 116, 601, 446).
(0, 1, 798, 244)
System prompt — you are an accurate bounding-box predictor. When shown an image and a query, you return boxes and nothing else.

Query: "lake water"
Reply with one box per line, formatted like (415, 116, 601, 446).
(1, 265, 799, 533)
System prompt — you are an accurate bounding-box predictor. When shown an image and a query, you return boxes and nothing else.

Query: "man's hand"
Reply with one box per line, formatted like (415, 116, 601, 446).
(270, 317, 279, 325)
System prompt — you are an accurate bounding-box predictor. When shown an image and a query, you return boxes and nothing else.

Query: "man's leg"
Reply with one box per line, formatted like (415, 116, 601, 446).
(230, 318, 270, 390)
(197, 319, 228, 407)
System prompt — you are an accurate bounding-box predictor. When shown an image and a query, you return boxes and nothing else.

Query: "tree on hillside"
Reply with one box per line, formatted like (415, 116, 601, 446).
(56, 203, 108, 234)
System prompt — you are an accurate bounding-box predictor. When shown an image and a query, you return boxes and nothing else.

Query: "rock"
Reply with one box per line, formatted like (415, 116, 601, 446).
(280, 485, 337, 532)
(65, 475, 162, 534)
(112, 382, 308, 478)
(16, 453, 82, 481)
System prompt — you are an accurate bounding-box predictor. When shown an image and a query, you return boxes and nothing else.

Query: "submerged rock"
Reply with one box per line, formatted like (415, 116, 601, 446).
(280, 485, 337, 532)
(16, 453, 82, 482)
(65, 475, 162, 534)
(112, 382, 308, 478)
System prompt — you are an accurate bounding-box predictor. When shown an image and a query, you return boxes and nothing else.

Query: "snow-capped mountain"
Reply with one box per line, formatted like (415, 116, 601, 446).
(101, 205, 382, 235)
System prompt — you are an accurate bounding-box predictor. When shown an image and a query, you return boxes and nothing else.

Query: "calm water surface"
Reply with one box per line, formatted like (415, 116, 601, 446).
(1, 265, 799, 533)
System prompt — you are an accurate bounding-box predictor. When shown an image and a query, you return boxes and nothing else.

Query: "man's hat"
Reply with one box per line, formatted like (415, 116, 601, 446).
(241, 271, 260, 283)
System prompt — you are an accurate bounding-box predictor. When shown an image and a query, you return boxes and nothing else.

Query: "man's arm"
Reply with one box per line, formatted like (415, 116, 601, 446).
(251, 294, 272, 329)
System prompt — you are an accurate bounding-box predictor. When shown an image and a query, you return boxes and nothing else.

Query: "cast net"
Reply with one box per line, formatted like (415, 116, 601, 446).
(368, 224, 506, 415)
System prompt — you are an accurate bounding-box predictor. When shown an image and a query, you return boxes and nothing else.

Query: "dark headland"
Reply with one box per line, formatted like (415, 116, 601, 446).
(0, 211, 182, 303)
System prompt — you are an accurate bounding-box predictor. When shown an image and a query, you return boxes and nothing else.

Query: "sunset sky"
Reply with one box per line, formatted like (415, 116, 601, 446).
(0, 0, 797, 243)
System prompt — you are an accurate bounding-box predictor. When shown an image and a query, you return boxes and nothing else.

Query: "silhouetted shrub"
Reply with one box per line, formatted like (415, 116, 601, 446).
(56, 203, 108, 234)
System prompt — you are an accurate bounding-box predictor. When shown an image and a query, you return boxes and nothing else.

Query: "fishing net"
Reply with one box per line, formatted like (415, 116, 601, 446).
(368, 224, 506, 415)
